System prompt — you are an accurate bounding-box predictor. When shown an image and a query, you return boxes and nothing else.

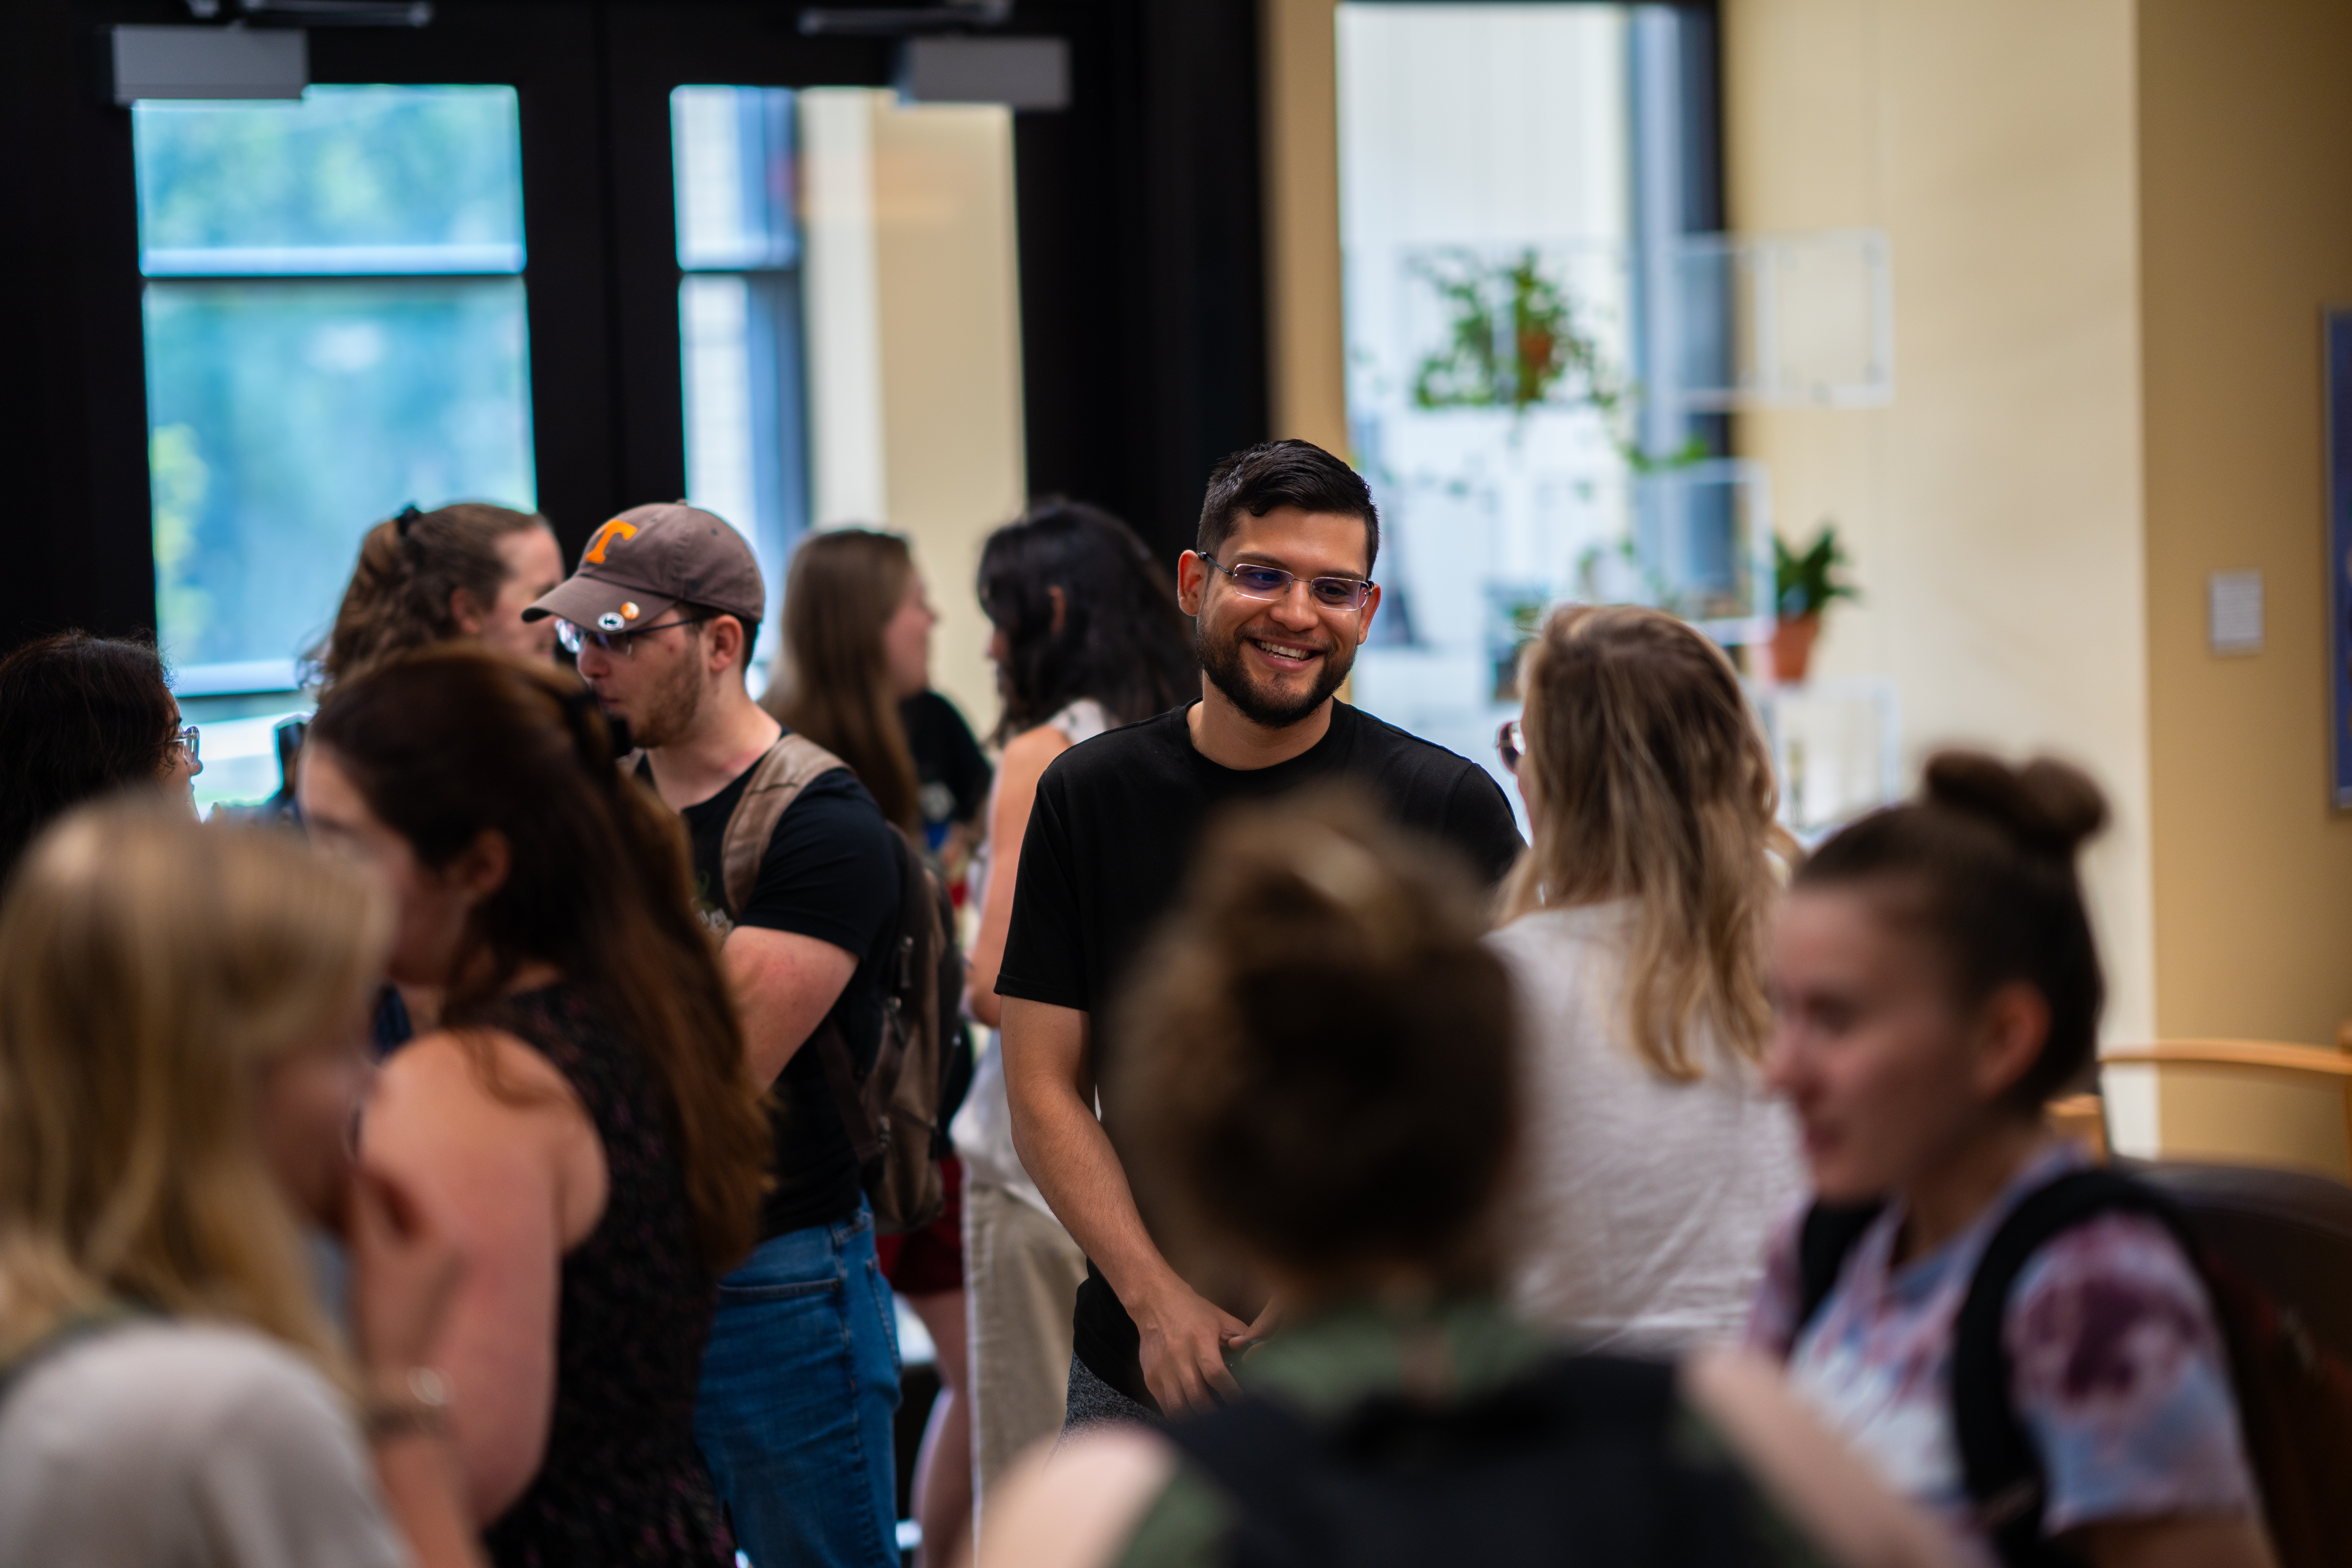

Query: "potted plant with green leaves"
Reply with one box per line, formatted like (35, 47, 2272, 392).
(1771, 524, 1858, 684)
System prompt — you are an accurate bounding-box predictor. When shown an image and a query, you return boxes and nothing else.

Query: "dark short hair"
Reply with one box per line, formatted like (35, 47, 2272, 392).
(1108, 788, 1514, 1291)
(0, 632, 179, 888)
(1196, 440, 1380, 577)
(1796, 751, 2109, 1108)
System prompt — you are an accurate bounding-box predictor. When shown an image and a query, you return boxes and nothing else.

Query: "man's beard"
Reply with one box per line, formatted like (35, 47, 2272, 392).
(1196, 616, 1354, 730)
(609, 650, 705, 750)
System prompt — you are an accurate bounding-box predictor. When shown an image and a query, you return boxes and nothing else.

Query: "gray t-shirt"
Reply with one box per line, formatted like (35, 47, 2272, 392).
(0, 1321, 405, 1568)
(1489, 900, 1808, 1351)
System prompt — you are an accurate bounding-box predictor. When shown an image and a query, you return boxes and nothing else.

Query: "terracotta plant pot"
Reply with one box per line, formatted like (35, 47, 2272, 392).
(1771, 614, 1821, 684)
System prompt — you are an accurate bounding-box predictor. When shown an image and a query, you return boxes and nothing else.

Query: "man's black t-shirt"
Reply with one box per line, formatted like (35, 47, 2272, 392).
(993, 700, 1525, 1405)
(677, 761, 901, 1240)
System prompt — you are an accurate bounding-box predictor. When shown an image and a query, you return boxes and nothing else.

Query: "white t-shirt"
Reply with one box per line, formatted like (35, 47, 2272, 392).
(954, 699, 1113, 1214)
(0, 1320, 405, 1568)
(1488, 900, 1806, 1351)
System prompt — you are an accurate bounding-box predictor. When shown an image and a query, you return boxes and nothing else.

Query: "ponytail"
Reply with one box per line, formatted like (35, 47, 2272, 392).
(307, 503, 549, 691)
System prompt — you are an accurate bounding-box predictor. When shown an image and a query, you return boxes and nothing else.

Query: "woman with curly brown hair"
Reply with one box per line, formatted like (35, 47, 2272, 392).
(309, 502, 564, 692)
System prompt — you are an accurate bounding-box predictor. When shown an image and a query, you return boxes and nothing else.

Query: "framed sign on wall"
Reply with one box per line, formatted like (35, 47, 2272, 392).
(2329, 307, 2352, 808)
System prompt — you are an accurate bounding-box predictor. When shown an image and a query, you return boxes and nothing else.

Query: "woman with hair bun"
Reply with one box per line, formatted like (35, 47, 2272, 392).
(981, 791, 1955, 1568)
(1749, 752, 2274, 1568)
(309, 503, 564, 691)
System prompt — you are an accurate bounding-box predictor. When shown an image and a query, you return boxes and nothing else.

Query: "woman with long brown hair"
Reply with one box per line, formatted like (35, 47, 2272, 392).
(1489, 603, 1805, 1349)
(0, 802, 478, 1568)
(762, 525, 987, 1566)
(309, 502, 565, 691)
(299, 649, 770, 1566)
(761, 527, 930, 834)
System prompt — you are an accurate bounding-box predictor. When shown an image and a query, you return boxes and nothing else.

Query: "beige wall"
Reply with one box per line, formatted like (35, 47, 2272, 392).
(2138, 0, 2352, 1046)
(802, 89, 1025, 739)
(1260, 0, 1348, 454)
(1723, 0, 2157, 1042)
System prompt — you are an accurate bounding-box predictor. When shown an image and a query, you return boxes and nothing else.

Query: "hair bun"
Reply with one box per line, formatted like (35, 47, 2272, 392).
(1921, 750, 2107, 860)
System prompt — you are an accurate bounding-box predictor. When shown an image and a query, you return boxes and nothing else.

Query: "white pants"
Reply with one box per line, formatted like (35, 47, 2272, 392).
(961, 1179, 1087, 1542)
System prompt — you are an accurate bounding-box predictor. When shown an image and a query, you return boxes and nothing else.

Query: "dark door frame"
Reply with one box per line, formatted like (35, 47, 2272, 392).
(0, 0, 1269, 652)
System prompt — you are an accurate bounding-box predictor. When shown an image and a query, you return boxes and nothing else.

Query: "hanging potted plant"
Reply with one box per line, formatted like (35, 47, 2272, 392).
(1771, 525, 1858, 684)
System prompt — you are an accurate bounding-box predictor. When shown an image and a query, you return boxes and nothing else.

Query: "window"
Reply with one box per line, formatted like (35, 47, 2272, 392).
(1336, 5, 1747, 805)
(134, 85, 536, 695)
(673, 86, 810, 677)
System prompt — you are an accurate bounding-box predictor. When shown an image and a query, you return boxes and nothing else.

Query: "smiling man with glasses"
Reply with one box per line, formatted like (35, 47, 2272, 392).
(993, 439, 1526, 1434)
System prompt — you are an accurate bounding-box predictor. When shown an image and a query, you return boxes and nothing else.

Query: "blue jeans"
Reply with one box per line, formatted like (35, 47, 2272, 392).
(695, 1202, 903, 1568)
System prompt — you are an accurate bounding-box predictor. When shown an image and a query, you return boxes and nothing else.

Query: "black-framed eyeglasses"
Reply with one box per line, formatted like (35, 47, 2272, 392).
(172, 724, 201, 768)
(1496, 718, 1525, 774)
(1200, 553, 1374, 611)
(556, 613, 712, 658)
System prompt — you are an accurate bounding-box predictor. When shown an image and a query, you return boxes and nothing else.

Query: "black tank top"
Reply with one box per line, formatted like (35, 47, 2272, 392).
(481, 986, 731, 1567)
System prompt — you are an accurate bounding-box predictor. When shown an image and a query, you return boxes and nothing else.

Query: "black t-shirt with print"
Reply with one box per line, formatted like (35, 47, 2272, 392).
(994, 700, 1525, 1405)
(678, 761, 901, 1240)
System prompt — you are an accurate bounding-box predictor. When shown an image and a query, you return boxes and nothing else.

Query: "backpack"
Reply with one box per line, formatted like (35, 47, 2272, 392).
(1796, 1168, 2352, 1568)
(708, 734, 967, 1235)
(1161, 1355, 1785, 1568)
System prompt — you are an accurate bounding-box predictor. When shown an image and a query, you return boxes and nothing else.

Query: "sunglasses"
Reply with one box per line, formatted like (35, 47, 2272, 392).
(556, 613, 711, 657)
(1201, 553, 1375, 611)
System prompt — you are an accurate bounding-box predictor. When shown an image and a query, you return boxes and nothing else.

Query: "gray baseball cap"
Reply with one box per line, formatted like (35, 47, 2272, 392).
(524, 502, 765, 633)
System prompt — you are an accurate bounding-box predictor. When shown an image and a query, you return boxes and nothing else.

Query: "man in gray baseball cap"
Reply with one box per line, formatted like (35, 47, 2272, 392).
(530, 503, 908, 1568)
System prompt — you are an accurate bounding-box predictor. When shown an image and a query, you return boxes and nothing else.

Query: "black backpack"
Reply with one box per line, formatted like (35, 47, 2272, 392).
(1161, 1355, 1786, 1568)
(1797, 1168, 2352, 1568)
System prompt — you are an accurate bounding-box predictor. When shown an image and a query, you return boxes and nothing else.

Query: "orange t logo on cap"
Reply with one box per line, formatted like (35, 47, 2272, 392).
(583, 519, 639, 564)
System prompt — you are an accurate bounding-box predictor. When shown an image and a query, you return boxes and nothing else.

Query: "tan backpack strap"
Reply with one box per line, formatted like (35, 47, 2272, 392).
(719, 733, 850, 920)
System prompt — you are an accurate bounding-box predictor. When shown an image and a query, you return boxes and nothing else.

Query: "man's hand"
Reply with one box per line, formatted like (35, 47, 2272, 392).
(1133, 1279, 1250, 1416)
(1229, 1294, 1282, 1357)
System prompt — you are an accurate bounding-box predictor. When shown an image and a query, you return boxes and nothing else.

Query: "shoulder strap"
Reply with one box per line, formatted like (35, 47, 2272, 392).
(719, 734, 851, 921)
(1951, 1169, 2203, 1568)
(1796, 1199, 1886, 1334)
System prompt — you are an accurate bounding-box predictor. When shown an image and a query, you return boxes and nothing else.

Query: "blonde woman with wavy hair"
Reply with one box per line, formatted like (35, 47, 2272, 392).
(0, 801, 481, 1568)
(1489, 603, 1805, 1350)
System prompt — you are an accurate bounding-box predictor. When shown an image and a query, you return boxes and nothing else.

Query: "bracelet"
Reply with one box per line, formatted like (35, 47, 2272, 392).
(362, 1366, 451, 1442)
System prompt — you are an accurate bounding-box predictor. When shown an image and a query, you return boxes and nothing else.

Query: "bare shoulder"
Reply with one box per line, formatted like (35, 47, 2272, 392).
(1681, 1347, 1962, 1568)
(372, 1027, 587, 1139)
(1002, 723, 1076, 780)
(976, 1428, 1177, 1568)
